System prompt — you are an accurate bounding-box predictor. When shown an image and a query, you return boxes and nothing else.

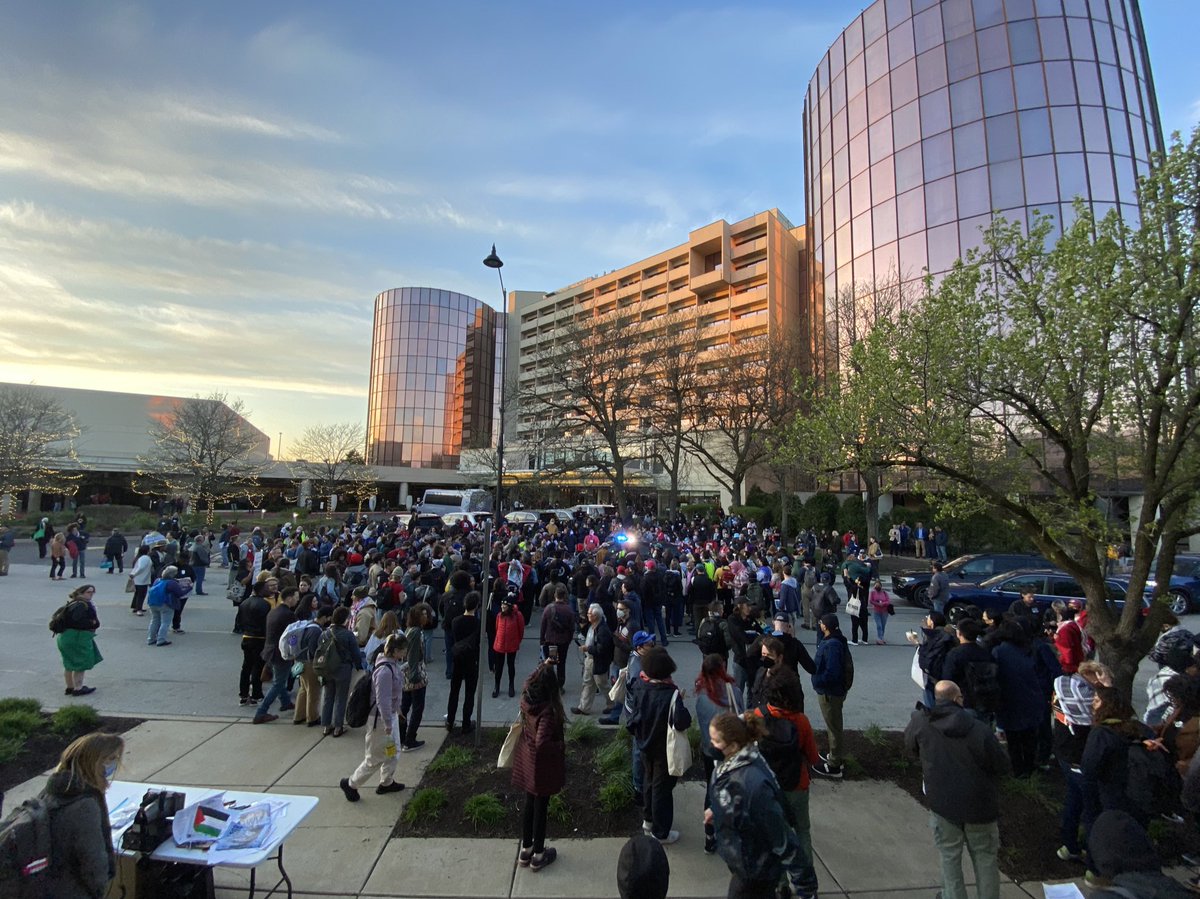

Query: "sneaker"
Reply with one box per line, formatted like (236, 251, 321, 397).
(570, 707, 588, 715)
(811, 761, 844, 780)
(401, 740, 426, 752)
(252, 714, 278, 725)
(530, 847, 557, 871)
(657, 830, 680, 845)
(156, 641, 172, 646)
(492, 688, 499, 698)
(72, 686, 96, 696)
(172, 628, 185, 634)
(518, 847, 533, 867)
(339, 778, 360, 802)
(375, 781, 405, 794)
(1056, 845, 1083, 862)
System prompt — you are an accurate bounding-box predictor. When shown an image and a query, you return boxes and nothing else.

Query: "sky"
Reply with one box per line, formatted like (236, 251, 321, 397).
(1, 1, 1196, 456)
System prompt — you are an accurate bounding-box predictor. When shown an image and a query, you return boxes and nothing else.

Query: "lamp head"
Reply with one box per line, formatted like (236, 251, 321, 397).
(483, 244, 503, 269)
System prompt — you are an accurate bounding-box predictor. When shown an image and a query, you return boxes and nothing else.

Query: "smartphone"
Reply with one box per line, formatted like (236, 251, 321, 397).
(548, 645, 559, 661)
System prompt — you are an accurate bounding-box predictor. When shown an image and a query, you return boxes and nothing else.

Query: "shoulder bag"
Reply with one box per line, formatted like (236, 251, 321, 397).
(666, 690, 693, 776)
(497, 715, 524, 769)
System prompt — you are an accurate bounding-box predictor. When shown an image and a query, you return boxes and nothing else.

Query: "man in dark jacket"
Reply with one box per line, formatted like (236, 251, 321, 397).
(295, 538, 321, 579)
(926, 561, 950, 614)
(234, 586, 271, 705)
(103, 529, 128, 574)
(540, 584, 578, 690)
(255, 588, 300, 724)
(627, 646, 692, 843)
(447, 592, 481, 733)
(640, 560, 668, 645)
(573, 603, 615, 715)
(440, 570, 472, 680)
(190, 532, 211, 595)
(688, 566, 717, 634)
(811, 614, 850, 779)
(942, 617, 999, 717)
(916, 612, 958, 709)
(904, 680, 1010, 899)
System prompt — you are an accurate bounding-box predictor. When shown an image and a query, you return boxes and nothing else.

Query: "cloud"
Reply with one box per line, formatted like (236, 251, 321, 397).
(153, 98, 343, 143)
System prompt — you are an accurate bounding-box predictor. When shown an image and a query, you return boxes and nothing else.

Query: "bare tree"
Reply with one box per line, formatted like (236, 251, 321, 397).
(288, 422, 371, 511)
(341, 449, 380, 515)
(642, 314, 703, 518)
(0, 384, 81, 517)
(136, 393, 269, 523)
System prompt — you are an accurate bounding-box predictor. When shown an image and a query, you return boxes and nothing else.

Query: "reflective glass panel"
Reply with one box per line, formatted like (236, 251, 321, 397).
(895, 142, 925, 191)
(1099, 63, 1122, 110)
(1013, 63, 1047, 109)
(874, 197, 899, 245)
(868, 75, 892, 123)
(1056, 152, 1088, 201)
(1045, 61, 1077, 105)
(834, 107, 848, 148)
(875, 241, 900, 280)
(987, 112, 1021, 161)
(889, 21, 916, 66)
(835, 184, 852, 224)
(1019, 107, 1053, 155)
(852, 210, 873, 258)
(982, 69, 1015, 115)
(894, 98, 923, 148)
(899, 230, 929, 276)
(977, 24, 1011, 72)
(954, 120, 987, 169)
(1081, 105, 1109, 151)
(1113, 155, 1136, 202)
(1068, 18, 1095, 60)
(946, 34, 980, 81)
(850, 130, 870, 175)
(1039, 18, 1069, 60)
(1051, 105, 1083, 151)
(887, 0, 913, 24)
(921, 87, 951, 136)
(1107, 108, 1130, 156)
(917, 46, 948, 93)
(1025, 154, 1060, 204)
(870, 115, 894, 163)
(851, 169, 872, 208)
(867, 37, 891, 85)
(891, 58, 920, 106)
(831, 72, 847, 111)
(927, 222, 962, 272)
(950, 77, 983, 125)
(897, 185, 926, 236)
(925, 174, 958, 226)
(849, 91, 868, 137)
(942, 0, 974, 41)
(973, 0, 1003, 28)
(864, 1, 888, 45)
(990, 158, 1026, 207)
(872, 155, 897, 200)
(957, 167, 992, 217)
(847, 52, 867, 99)
(1006, 0, 1034, 18)
(1087, 152, 1116, 200)
(913, 5, 944, 53)
(1093, 19, 1115, 65)
(845, 15, 865, 59)
(960, 213, 993, 254)
(1035, 0, 1063, 14)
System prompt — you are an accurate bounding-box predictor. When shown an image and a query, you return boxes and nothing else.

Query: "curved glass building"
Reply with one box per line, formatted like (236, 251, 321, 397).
(803, 0, 1162, 351)
(367, 287, 504, 469)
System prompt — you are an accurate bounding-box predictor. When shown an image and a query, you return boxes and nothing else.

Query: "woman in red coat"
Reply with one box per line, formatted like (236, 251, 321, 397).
(492, 596, 526, 698)
(511, 661, 566, 871)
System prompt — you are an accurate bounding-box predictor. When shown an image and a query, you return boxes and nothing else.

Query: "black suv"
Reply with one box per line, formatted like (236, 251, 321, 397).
(891, 552, 1049, 608)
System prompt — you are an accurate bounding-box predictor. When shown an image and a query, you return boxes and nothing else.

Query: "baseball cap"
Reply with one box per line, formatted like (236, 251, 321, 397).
(632, 630, 656, 649)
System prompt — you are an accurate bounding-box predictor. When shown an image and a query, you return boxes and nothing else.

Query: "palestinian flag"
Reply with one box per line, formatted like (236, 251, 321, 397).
(192, 804, 230, 838)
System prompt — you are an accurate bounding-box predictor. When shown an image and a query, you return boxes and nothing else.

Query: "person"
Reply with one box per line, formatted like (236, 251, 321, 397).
(400, 602, 432, 751)
(128, 545, 152, 616)
(190, 532, 211, 594)
(352, 588, 378, 648)
(66, 524, 89, 579)
(810, 613, 850, 779)
(926, 561, 949, 615)
(1053, 600, 1092, 674)
(992, 620, 1060, 777)
(942, 618, 1000, 720)
(694, 653, 742, 854)
(234, 577, 271, 707)
(1145, 631, 1198, 727)
(291, 608, 326, 727)
(439, 570, 472, 680)
(102, 529, 126, 575)
(540, 584, 577, 689)
(628, 645, 691, 844)
(706, 711, 803, 899)
(253, 586, 300, 725)
(38, 731, 125, 899)
(320, 605, 364, 737)
(841, 551, 871, 645)
(340, 632, 408, 801)
(446, 592, 481, 734)
(145, 566, 191, 647)
(1050, 660, 1112, 864)
(0, 524, 11, 576)
(904, 680, 1010, 899)
(1087, 810, 1196, 899)
(912, 611, 957, 710)
(866, 579, 891, 644)
(616, 834, 670, 899)
(511, 661, 566, 872)
(49, 531, 67, 580)
(1006, 585, 1042, 630)
(56, 584, 102, 697)
(1081, 686, 1155, 839)
(750, 669, 820, 898)
(799, 561, 817, 630)
(573, 602, 614, 716)
(689, 564, 717, 635)
(34, 516, 53, 559)
(914, 522, 927, 559)
(365, 610, 402, 665)
(492, 593, 526, 698)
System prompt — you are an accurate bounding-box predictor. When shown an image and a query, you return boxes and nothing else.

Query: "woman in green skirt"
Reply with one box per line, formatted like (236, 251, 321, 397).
(57, 584, 103, 696)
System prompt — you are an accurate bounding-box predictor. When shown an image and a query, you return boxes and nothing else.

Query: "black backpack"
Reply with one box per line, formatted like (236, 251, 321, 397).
(756, 706, 803, 790)
(697, 618, 726, 657)
(1, 794, 76, 896)
(964, 660, 1002, 713)
(312, 628, 344, 680)
(842, 641, 855, 692)
(1126, 739, 1181, 819)
(47, 604, 71, 635)
(345, 667, 384, 729)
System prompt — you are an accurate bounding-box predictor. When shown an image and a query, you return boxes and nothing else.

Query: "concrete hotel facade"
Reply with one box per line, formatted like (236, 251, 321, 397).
(803, 0, 1162, 356)
(367, 288, 505, 472)
(509, 208, 806, 452)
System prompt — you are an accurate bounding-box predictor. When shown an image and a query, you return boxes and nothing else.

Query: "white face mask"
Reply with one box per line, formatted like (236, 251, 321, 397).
(617, 609, 627, 620)
(103, 760, 118, 785)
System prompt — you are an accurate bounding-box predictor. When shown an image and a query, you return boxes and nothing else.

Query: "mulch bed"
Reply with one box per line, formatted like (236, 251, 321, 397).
(0, 714, 143, 795)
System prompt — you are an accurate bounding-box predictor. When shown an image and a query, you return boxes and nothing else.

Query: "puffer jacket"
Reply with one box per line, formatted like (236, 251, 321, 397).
(40, 770, 115, 899)
(493, 607, 526, 654)
(710, 744, 799, 883)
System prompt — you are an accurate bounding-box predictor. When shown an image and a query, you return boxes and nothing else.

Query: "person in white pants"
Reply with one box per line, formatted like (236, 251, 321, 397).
(339, 633, 408, 801)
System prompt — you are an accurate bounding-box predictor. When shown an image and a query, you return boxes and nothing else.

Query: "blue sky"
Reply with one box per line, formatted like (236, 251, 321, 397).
(1, 1, 1196, 453)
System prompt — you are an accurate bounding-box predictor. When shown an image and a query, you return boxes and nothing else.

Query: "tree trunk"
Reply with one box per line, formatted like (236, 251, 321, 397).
(862, 468, 880, 541)
(730, 478, 743, 508)
(205, 498, 215, 526)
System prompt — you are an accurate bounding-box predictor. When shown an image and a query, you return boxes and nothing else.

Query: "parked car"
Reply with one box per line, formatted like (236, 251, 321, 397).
(407, 512, 445, 532)
(539, 509, 575, 525)
(891, 552, 1050, 608)
(944, 568, 1136, 621)
(441, 512, 493, 529)
(1144, 553, 1200, 616)
(571, 504, 616, 521)
(504, 510, 541, 525)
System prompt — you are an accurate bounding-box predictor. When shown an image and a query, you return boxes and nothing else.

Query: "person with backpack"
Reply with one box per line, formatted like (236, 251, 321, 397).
(903, 680, 1010, 899)
(315, 563, 342, 613)
(439, 570, 472, 680)
(694, 653, 741, 853)
(399, 603, 432, 751)
(942, 618, 1001, 722)
(145, 566, 191, 647)
(992, 620, 1060, 777)
(339, 632, 408, 802)
(234, 579, 271, 707)
(540, 584, 577, 690)
(6, 732, 125, 899)
(290, 609, 328, 727)
(446, 592, 482, 734)
(253, 587, 300, 725)
(750, 669, 820, 899)
(317, 605, 364, 737)
(811, 614, 851, 780)
(696, 601, 732, 663)
(910, 611, 957, 710)
(53, 584, 102, 697)
(705, 711, 803, 899)
(1081, 686, 1160, 842)
(688, 564, 717, 636)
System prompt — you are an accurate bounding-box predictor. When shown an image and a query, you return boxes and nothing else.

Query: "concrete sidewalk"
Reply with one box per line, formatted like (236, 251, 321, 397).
(4, 717, 1114, 899)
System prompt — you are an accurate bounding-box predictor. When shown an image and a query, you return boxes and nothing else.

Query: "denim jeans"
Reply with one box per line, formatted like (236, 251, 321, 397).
(257, 659, 293, 717)
(1059, 763, 1085, 854)
(872, 611, 888, 640)
(72, 551, 86, 577)
(147, 605, 171, 644)
(783, 789, 818, 894)
(930, 812, 1000, 899)
(645, 603, 668, 645)
(443, 629, 455, 679)
(193, 566, 207, 593)
(632, 740, 644, 795)
(320, 668, 352, 728)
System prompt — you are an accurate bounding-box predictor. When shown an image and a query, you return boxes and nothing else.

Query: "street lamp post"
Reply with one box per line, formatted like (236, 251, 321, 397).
(474, 244, 509, 747)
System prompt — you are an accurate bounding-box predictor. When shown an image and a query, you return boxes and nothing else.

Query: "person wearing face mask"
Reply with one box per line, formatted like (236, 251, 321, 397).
(39, 731, 126, 899)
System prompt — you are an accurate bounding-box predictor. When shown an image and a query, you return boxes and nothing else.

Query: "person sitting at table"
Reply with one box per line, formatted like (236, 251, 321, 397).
(40, 731, 126, 899)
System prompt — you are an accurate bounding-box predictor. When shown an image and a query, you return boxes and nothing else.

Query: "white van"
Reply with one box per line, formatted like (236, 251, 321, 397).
(419, 488, 493, 516)
(571, 504, 616, 520)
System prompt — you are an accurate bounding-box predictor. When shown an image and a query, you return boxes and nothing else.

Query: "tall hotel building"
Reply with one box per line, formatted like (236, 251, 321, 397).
(803, 0, 1161, 359)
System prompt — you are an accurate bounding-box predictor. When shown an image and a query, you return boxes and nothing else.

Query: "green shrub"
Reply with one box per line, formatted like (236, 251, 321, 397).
(548, 793, 572, 825)
(0, 709, 45, 743)
(427, 745, 474, 774)
(837, 494, 868, 539)
(681, 503, 720, 522)
(565, 716, 602, 745)
(0, 735, 25, 765)
(0, 698, 42, 716)
(402, 787, 447, 825)
(841, 753, 865, 779)
(863, 723, 887, 748)
(594, 738, 630, 776)
(729, 505, 769, 526)
(463, 792, 506, 829)
(51, 705, 100, 737)
(802, 493, 840, 532)
(598, 772, 634, 814)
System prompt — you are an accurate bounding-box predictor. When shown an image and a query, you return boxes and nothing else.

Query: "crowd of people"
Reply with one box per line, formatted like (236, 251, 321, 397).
(27, 506, 1200, 897)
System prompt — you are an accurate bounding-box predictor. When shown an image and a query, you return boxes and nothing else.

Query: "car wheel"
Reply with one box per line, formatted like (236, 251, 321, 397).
(946, 603, 974, 625)
(1170, 590, 1191, 616)
(913, 586, 931, 609)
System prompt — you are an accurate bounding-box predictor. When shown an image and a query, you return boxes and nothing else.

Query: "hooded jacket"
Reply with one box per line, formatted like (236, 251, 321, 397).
(709, 744, 799, 883)
(811, 630, 849, 697)
(776, 576, 800, 617)
(40, 770, 115, 899)
(1088, 809, 1196, 898)
(511, 681, 566, 796)
(903, 700, 1011, 825)
(628, 677, 691, 758)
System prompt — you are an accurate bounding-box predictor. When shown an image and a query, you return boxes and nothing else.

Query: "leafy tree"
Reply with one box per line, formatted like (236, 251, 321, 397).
(136, 392, 269, 524)
(0, 384, 80, 517)
(790, 128, 1200, 698)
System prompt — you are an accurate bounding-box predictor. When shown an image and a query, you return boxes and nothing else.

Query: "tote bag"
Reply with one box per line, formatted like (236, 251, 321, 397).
(497, 717, 524, 769)
(666, 690, 693, 776)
